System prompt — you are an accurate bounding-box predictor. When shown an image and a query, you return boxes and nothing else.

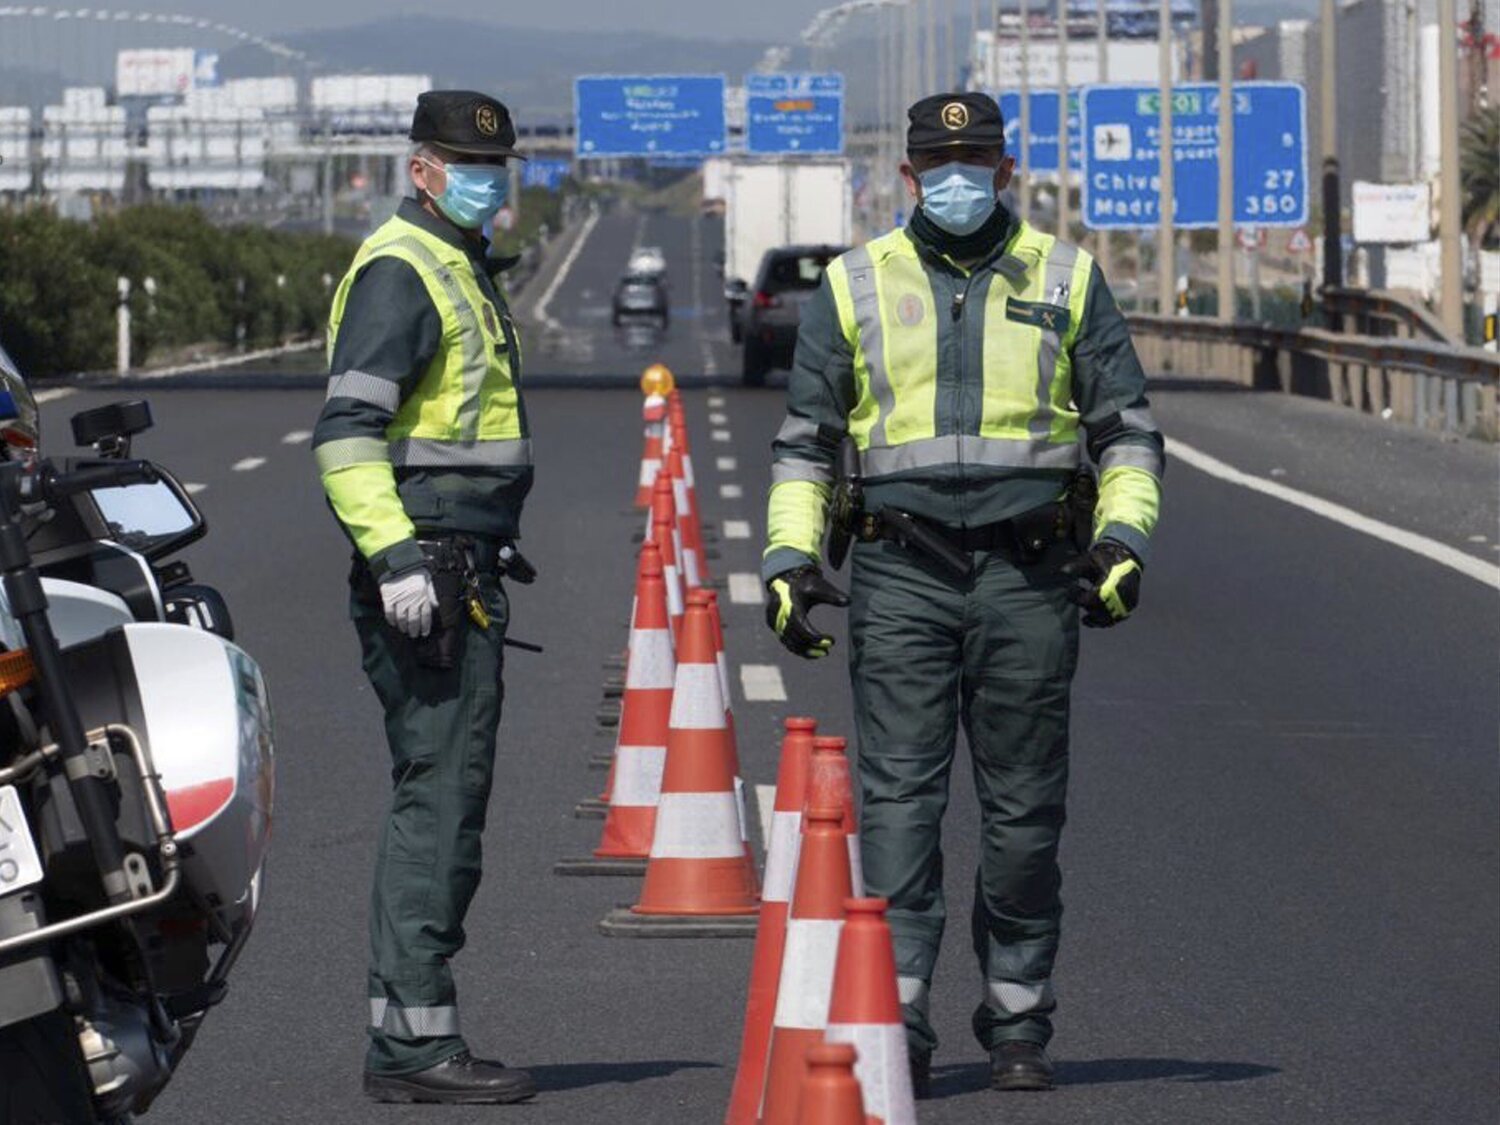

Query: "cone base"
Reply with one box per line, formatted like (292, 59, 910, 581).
(573, 799, 608, 818)
(553, 857, 648, 877)
(599, 906, 759, 938)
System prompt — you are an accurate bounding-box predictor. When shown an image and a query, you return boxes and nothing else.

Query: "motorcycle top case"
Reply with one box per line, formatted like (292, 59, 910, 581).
(60, 623, 274, 932)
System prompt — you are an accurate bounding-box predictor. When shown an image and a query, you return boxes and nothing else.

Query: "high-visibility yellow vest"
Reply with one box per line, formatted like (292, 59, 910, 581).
(824, 221, 1092, 480)
(324, 213, 530, 471)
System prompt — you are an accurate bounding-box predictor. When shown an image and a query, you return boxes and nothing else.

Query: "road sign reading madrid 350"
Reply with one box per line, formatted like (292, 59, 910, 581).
(1081, 81, 1307, 230)
(575, 76, 727, 158)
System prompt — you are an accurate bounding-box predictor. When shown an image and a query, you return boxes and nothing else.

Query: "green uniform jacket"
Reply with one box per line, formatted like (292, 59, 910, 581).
(313, 199, 533, 579)
(763, 207, 1163, 582)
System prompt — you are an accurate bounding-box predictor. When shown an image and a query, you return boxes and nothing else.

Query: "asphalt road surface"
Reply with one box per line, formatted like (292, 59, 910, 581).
(29, 209, 1498, 1124)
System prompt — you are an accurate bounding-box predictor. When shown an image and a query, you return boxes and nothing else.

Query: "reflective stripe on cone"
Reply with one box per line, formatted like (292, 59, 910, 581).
(825, 898, 916, 1125)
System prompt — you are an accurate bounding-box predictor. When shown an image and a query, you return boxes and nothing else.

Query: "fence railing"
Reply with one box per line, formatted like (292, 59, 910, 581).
(1321, 287, 1455, 344)
(1126, 313, 1499, 441)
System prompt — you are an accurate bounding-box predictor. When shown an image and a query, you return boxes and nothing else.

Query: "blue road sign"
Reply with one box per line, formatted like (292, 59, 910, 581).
(575, 76, 727, 158)
(995, 91, 1081, 175)
(522, 158, 572, 192)
(1080, 81, 1308, 230)
(745, 73, 844, 154)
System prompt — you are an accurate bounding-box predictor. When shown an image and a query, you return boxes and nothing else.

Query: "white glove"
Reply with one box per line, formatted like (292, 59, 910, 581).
(379, 568, 439, 639)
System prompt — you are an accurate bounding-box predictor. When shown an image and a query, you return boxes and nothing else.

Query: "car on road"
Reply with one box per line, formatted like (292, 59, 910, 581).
(738, 244, 848, 386)
(612, 272, 670, 327)
(627, 246, 667, 276)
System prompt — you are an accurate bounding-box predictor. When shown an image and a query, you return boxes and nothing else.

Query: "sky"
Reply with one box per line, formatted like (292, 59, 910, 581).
(168, 0, 843, 42)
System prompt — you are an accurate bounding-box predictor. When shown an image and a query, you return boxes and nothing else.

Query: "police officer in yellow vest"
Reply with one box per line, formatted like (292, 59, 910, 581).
(763, 92, 1164, 1093)
(313, 90, 536, 1105)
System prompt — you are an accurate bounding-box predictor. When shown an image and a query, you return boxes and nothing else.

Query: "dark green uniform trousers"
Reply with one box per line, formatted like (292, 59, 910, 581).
(352, 575, 509, 1076)
(848, 538, 1078, 1054)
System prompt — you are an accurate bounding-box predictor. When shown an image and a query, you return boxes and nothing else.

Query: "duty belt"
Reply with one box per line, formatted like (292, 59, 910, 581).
(854, 502, 1070, 582)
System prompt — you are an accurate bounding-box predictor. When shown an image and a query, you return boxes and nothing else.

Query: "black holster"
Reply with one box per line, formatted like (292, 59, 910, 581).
(414, 565, 466, 670)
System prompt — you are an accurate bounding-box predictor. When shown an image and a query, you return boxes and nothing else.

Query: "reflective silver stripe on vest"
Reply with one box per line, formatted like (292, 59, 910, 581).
(314, 436, 389, 473)
(775, 415, 822, 446)
(1119, 406, 1160, 434)
(1099, 442, 1164, 477)
(1030, 240, 1080, 440)
(326, 369, 402, 411)
(388, 437, 533, 469)
(843, 246, 897, 448)
(369, 998, 461, 1038)
(377, 234, 491, 440)
(982, 979, 1054, 1016)
(859, 435, 1079, 478)
(771, 458, 835, 486)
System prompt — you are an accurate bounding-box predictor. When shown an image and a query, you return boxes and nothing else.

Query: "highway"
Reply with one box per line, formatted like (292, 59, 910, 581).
(31, 208, 1498, 1124)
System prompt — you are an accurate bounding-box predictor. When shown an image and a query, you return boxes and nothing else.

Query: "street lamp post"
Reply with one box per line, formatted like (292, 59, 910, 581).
(1216, 0, 1234, 319)
(1319, 0, 1341, 293)
(1436, 0, 1464, 338)
(1096, 0, 1112, 277)
(1058, 0, 1071, 239)
(1157, 0, 1175, 314)
(1020, 0, 1032, 220)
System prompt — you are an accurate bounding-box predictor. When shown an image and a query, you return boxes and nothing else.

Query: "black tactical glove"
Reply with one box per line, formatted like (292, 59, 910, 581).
(765, 565, 850, 658)
(1061, 540, 1142, 628)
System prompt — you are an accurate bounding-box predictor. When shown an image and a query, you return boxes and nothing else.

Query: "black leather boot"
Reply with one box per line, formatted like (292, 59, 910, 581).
(909, 1048, 932, 1098)
(364, 1051, 537, 1104)
(989, 1041, 1054, 1091)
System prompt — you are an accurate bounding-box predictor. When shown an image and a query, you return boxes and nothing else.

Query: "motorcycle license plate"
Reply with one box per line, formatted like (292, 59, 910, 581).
(0, 785, 44, 896)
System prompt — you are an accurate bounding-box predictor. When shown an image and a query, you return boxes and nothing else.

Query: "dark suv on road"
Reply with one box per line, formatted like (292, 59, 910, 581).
(737, 244, 847, 386)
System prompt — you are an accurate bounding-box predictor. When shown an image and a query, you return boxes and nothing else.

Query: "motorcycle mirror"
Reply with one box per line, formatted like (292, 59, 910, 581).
(88, 469, 206, 563)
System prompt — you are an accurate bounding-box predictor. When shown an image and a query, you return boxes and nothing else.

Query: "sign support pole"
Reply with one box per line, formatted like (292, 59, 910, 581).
(1095, 0, 1112, 279)
(1216, 0, 1235, 320)
(1436, 0, 1464, 340)
(1157, 0, 1175, 315)
(1319, 0, 1342, 297)
(1057, 0, 1070, 239)
(1019, 0, 1032, 221)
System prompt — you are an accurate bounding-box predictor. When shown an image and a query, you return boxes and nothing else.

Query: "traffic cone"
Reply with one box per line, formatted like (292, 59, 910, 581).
(725, 717, 817, 1125)
(810, 738, 863, 896)
(651, 475, 685, 644)
(759, 804, 854, 1123)
(600, 596, 759, 937)
(668, 446, 704, 591)
(795, 1043, 868, 1125)
(556, 543, 675, 876)
(825, 898, 917, 1125)
(702, 590, 751, 861)
(670, 412, 712, 582)
(634, 393, 667, 508)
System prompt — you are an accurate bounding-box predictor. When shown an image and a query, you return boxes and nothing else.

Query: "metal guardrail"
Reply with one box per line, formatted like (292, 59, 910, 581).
(1322, 287, 1454, 344)
(1126, 313, 1499, 441)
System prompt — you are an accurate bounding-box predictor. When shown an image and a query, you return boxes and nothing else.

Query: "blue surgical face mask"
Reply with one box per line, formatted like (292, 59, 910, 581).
(917, 162, 998, 236)
(422, 157, 508, 229)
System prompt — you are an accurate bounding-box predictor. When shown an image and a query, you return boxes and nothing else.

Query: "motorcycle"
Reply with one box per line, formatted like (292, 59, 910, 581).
(0, 353, 274, 1123)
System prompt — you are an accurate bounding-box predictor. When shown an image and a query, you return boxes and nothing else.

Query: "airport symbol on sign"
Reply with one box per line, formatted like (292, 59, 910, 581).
(1092, 124, 1132, 162)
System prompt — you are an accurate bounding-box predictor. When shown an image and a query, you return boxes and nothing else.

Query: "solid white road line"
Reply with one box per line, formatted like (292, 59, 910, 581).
(281, 430, 313, 444)
(1170, 438, 1500, 590)
(723, 520, 752, 540)
(712, 429, 732, 442)
(720, 483, 743, 499)
(740, 663, 787, 703)
(716, 456, 738, 472)
(231, 457, 266, 472)
(532, 206, 601, 330)
(35, 388, 76, 404)
(184, 483, 208, 495)
(755, 783, 777, 850)
(728, 573, 763, 604)
(709, 412, 729, 425)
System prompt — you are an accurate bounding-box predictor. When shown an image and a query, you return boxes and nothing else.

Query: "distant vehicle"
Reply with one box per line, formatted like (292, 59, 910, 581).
(627, 246, 667, 276)
(721, 158, 852, 348)
(613, 272, 669, 327)
(738, 244, 847, 386)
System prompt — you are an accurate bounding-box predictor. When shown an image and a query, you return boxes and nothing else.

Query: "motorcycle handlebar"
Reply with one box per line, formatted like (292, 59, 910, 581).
(18, 459, 159, 505)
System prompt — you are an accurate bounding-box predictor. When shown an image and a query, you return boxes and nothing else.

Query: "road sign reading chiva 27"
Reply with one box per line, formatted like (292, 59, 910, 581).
(1081, 82, 1307, 230)
(575, 76, 727, 158)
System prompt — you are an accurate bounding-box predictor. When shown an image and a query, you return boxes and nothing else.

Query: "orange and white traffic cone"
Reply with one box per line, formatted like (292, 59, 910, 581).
(795, 1042, 868, 1125)
(725, 717, 817, 1125)
(825, 898, 916, 1125)
(651, 475, 685, 644)
(600, 595, 759, 937)
(759, 804, 854, 1123)
(702, 590, 752, 862)
(557, 543, 676, 876)
(634, 393, 667, 508)
(668, 446, 705, 591)
(670, 412, 712, 583)
(810, 737, 863, 896)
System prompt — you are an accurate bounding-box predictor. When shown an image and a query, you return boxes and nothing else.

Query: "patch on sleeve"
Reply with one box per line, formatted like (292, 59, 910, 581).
(1004, 298, 1071, 334)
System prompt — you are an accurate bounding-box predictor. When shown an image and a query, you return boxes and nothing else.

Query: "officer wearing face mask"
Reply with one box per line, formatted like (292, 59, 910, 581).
(312, 90, 537, 1105)
(762, 92, 1164, 1094)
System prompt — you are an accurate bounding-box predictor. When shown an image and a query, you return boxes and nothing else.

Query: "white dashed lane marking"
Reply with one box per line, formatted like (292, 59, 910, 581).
(709, 412, 729, 425)
(708, 395, 726, 408)
(184, 483, 208, 495)
(232, 457, 267, 472)
(720, 484, 743, 500)
(716, 457, 738, 472)
(739, 664, 787, 703)
(727, 573, 763, 604)
(723, 520, 752, 540)
(282, 430, 313, 445)
(712, 430, 732, 442)
(35, 388, 76, 404)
